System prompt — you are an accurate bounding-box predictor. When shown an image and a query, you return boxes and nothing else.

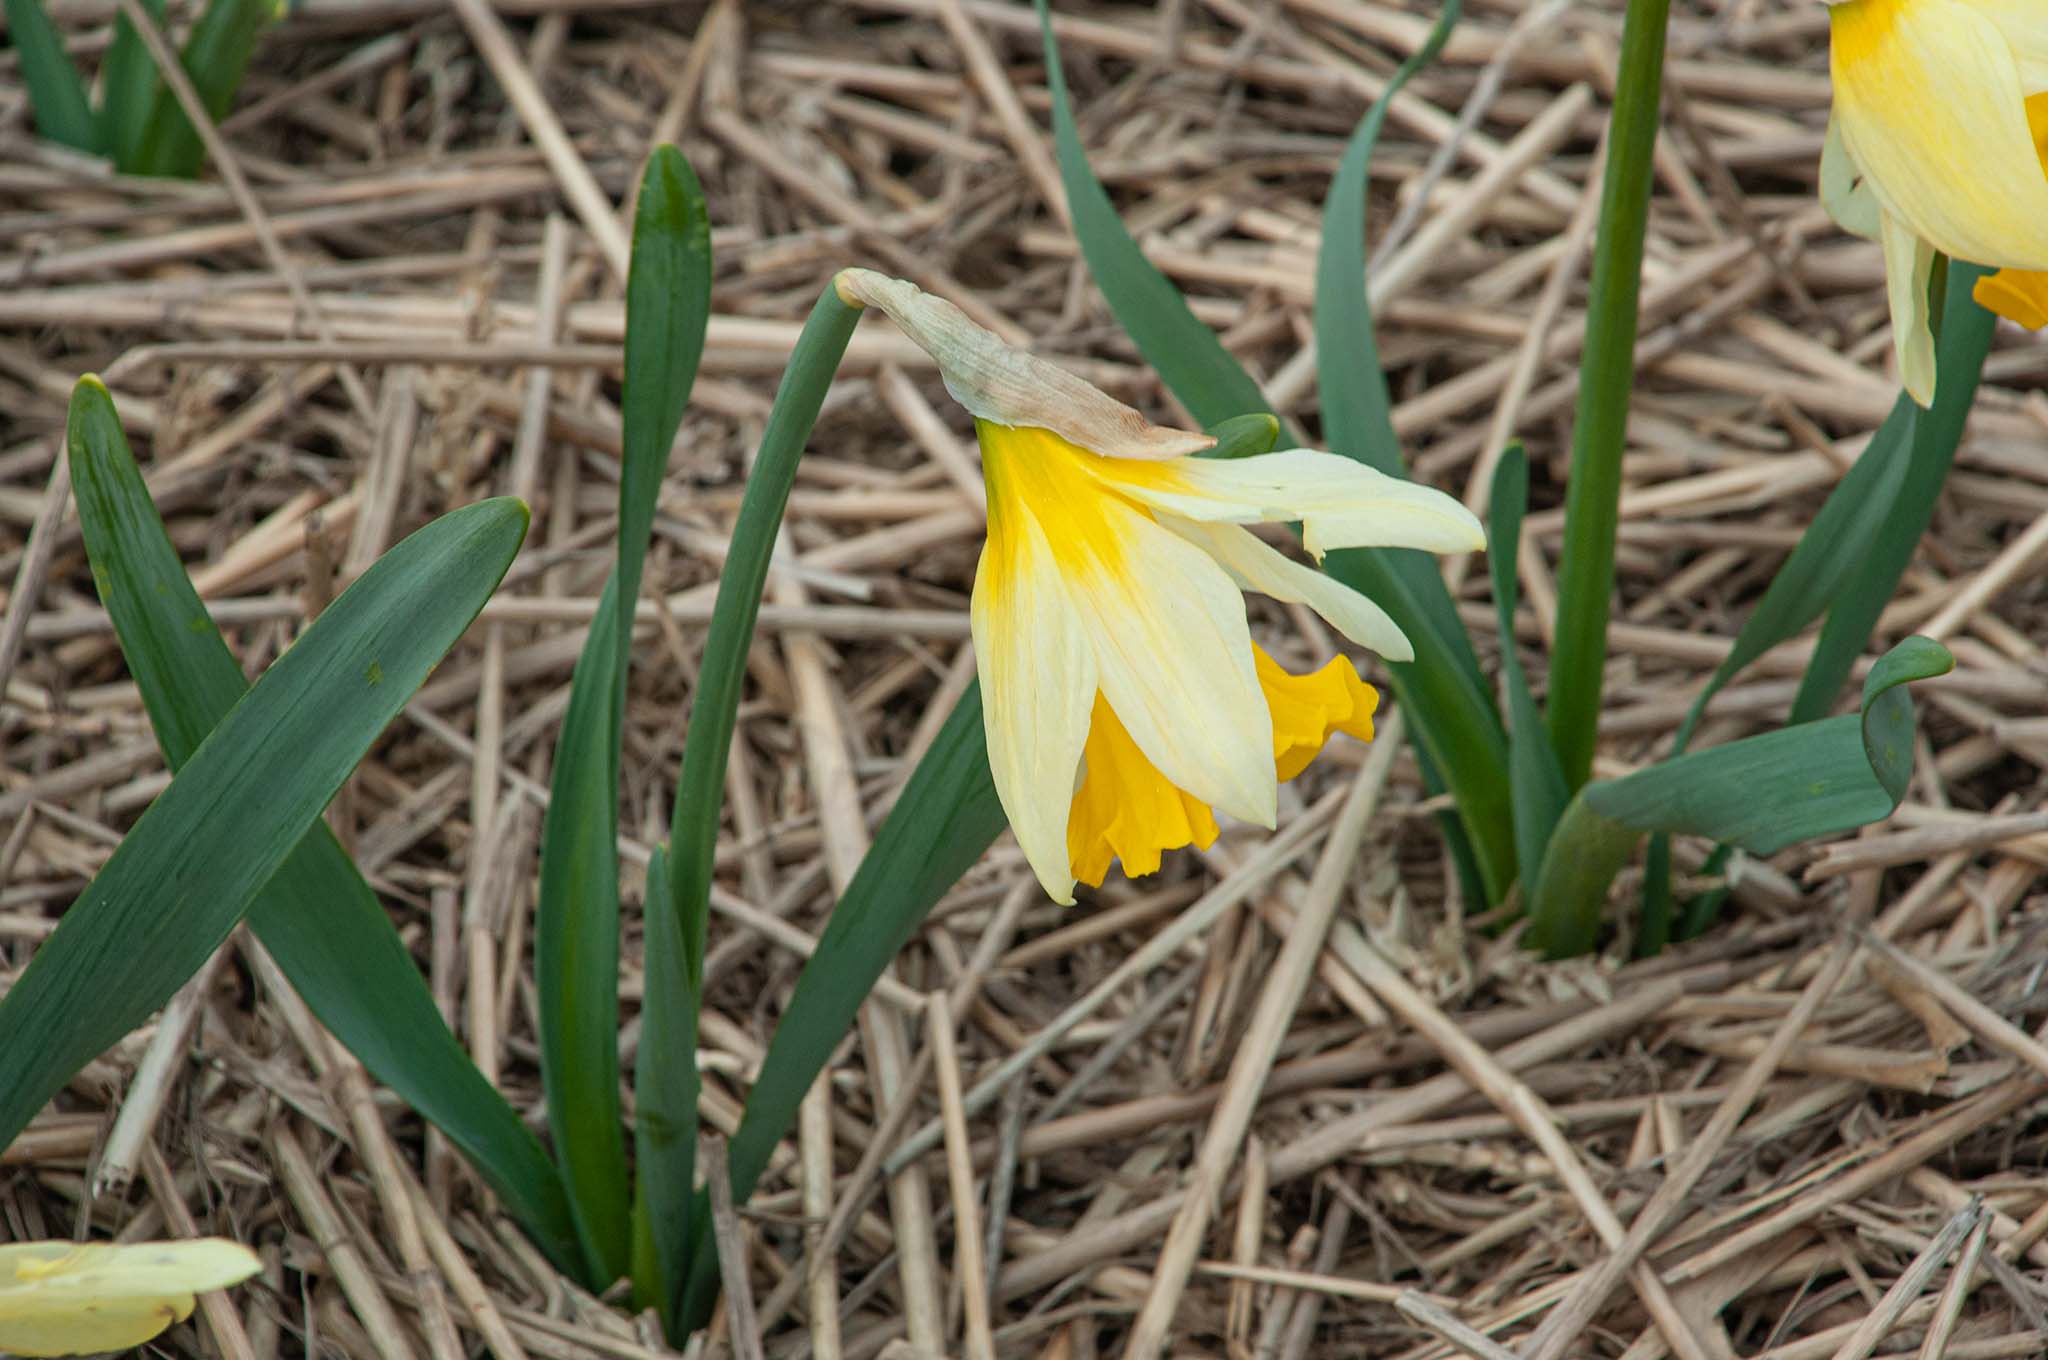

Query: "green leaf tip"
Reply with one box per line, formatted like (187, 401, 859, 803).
(1200, 413, 1282, 461)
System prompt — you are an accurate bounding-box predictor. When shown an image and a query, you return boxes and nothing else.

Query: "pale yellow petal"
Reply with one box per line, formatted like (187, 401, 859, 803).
(1820, 109, 1881, 241)
(0, 1240, 261, 1358)
(835, 269, 1212, 460)
(970, 493, 1094, 905)
(1092, 449, 1485, 560)
(1163, 515, 1414, 662)
(1880, 208, 1938, 406)
(1968, 0, 2048, 90)
(1067, 498, 1276, 827)
(1830, 0, 2048, 268)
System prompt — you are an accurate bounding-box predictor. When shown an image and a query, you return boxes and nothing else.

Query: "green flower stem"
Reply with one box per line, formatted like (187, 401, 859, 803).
(1545, 0, 1672, 790)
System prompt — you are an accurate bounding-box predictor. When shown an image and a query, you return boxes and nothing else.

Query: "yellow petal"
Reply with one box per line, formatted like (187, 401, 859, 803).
(972, 439, 1098, 906)
(1089, 448, 1484, 560)
(980, 422, 1277, 827)
(835, 269, 1212, 460)
(1829, 0, 2048, 269)
(1974, 266, 2048, 327)
(1257, 649, 1379, 781)
(1066, 693, 1219, 888)
(1879, 208, 1938, 406)
(1063, 648, 1376, 888)
(0, 1240, 261, 1358)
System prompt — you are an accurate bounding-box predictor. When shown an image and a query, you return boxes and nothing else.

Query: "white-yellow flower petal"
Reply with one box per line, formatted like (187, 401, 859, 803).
(1880, 207, 1938, 406)
(1090, 449, 1485, 560)
(0, 1239, 262, 1358)
(1967, 0, 2048, 89)
(1820, 111, 1881, 241)
(970, 503, 1094, 906)
(1829, 0, 2048, 270)
(1163, 516, 1415, 662)
(1064, 501, 1276, 827)
(835, 269, 1213, 460)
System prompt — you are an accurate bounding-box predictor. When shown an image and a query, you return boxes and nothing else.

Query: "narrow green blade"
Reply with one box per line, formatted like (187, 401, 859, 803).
(129, 0, 273, 176)
(661, 285, 864, 1331)
(1528, 636, 1952, 957)
(63, 377, 580, 1274)
(1034, 0, 1269, 425)
(0, 377, 528, 1152)
(5, 0, 100, 153)
(666, 288, 862, 961)
(537, 145, 713, 1286)
(101, 0, 167, 170)
(1671, 400, 1917, 753)
(1793, 261, 1995, 723)
(632, 844, 702, 1335)
(678, 686, 1007, 1329)
(1315, 0, 1462, 479)
(1487, 446, 1567, 893)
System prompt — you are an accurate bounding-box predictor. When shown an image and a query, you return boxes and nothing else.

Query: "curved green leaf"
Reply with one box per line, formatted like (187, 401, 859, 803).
(1315, 0, 1461, 478)
(1528, 636, 1953, 957)
(1488, 445, 1566, 892)
(678, 684, 1006, 1329)
(102, 0, 167, 170)
(537, 145, 713, 1285)
(130, 0, 274, 177)
(632, 844, 700, 1333)
(5, 0, 99, 152)
(1792, 261, 1995, 723)
(1034, 0, 1270, 427)
(61, 376, 580, 1273)
(0, 377, 528, 1152)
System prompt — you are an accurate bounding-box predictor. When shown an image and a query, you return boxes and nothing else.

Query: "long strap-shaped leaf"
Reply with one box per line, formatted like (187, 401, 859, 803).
(1310, 0, 1520, 901)
(1527, 636, 1952, 957)
(127, 0, 274, 177)
(660, 284, 863, 1330)
(676, 687, 1006, 1331)
(1487, 447, 1568, 893)
(1792, 262, 1995, 724)
(5, 0, 100, 153)
(59, 377, 580, 1272)
(0, 377, 529, 1155)
(536, 145, 711, 1286)
(1034, 0, 1514, 904)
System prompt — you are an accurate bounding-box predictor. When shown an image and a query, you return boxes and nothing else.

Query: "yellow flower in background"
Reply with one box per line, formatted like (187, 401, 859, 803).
(0, 1239, 262, 1357)
(836, 269, 1483, 904)
(1823, 0, 2048, 404)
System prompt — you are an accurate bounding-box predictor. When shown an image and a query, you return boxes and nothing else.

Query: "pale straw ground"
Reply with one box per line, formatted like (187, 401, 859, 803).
(2, 1, 2047, 1357)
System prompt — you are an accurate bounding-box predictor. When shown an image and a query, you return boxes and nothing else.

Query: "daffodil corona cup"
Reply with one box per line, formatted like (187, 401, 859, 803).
(833, 268, 1484, 905)
(1823, 0, 2048, 404)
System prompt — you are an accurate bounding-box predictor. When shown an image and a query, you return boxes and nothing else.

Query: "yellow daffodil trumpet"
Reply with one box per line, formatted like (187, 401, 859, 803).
(0, 1238, 262, 1357)
(1823, 0, 2048, 404)
(835, 268, 1484, 904)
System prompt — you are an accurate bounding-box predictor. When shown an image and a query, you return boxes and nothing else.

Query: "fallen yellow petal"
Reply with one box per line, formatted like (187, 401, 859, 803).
(0, 1239, 261, 1358)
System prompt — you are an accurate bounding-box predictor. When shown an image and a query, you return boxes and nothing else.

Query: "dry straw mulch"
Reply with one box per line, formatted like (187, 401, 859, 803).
(3, 0, 2048, 1356)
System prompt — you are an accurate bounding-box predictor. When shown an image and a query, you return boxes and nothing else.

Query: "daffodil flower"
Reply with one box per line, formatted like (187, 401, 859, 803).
(836, 269, 1483, 904)
(1823, 0, 2048, 404)
(0, 1238, 262, 1357)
